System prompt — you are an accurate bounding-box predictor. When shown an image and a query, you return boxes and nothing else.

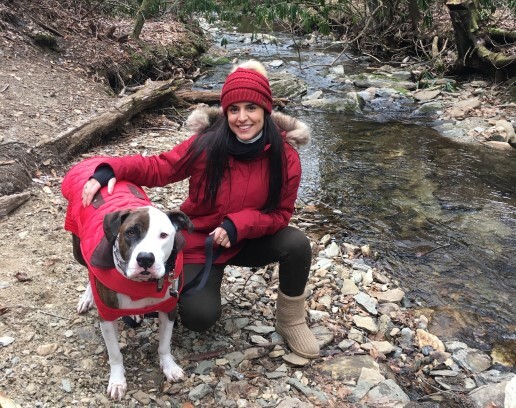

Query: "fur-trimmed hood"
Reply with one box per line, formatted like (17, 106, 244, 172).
(185, 105, 311, 149)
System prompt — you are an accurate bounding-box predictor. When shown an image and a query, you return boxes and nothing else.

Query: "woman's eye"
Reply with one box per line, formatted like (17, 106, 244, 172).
(160, 233, 168, 239)
(247, 104, 256, 111)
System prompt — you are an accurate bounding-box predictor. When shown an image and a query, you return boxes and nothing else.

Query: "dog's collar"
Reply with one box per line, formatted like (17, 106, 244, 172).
(112, 237, 128, 275)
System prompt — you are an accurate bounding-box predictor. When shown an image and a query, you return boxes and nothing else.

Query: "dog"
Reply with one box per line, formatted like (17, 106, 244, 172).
(61, 159, 194, 400)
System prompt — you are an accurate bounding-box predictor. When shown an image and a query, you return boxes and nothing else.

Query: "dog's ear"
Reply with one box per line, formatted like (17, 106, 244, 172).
(174, 232, 186, 251)
(103, 210, 131, 244)
(167, 210, 194, 233)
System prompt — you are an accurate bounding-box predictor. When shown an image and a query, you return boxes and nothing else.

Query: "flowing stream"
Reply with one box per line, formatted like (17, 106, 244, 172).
(194, 26, 516, 360)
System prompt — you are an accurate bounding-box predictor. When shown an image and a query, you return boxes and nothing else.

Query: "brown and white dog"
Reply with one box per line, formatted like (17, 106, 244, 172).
(73, 205, 193, 400)
(61, 159, 194, 400)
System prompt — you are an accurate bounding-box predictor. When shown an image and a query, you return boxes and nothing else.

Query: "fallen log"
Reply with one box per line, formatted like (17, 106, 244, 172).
(37, 78, 184, 161)
(0, 192, 31, 218)
(176, 89, 289, 108)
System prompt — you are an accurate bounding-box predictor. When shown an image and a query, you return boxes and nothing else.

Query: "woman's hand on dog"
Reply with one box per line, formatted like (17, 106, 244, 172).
(82, 177, 117, 207)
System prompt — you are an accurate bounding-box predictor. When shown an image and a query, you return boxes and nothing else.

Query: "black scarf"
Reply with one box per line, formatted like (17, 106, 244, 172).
(227, 132, 268, 161)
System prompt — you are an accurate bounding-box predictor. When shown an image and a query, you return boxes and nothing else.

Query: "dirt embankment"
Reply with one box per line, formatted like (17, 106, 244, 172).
(0, 0, 207, 202)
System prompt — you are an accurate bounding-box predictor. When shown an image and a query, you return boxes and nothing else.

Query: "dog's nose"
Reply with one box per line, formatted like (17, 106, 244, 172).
(136, 252, 155, 268)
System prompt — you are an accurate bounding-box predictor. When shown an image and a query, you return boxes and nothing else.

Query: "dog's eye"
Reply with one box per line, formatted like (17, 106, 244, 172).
(126, 228, 136, 237)
(160, 233, 168, 239)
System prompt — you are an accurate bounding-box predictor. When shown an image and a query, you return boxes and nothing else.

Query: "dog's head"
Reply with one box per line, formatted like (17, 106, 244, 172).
(103, 206, 194, 281)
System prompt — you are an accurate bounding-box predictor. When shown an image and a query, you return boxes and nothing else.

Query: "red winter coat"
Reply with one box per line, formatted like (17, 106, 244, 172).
(90, 108, 311, 265)
(62, 158, 182, 320)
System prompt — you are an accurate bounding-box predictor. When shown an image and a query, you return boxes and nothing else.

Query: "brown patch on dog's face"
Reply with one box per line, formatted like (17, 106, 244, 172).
(117, 209, 151, 262)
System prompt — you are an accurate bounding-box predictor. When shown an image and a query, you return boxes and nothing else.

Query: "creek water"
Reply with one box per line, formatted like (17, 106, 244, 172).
(194, 27, 516, 359)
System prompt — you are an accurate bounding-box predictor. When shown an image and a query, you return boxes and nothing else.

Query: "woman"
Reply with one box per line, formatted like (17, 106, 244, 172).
(81, 60, 319, 359)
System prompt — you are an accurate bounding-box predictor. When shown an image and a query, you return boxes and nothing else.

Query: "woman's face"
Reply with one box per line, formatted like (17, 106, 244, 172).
(227, 102, 265, 141)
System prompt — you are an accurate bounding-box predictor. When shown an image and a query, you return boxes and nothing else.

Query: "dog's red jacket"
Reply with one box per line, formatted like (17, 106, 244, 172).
(62, 158, 182, 320)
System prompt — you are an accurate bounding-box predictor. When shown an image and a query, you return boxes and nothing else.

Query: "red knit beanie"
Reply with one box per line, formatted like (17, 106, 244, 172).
(221, 67, 273, 114)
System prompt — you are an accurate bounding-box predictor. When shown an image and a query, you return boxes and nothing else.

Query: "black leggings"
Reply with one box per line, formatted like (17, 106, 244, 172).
(178, 226, 311, 332)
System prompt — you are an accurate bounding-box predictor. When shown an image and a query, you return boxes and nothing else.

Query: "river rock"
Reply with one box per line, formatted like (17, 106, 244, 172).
(353, 292, 378, 315)
(412, 101, 444, 116)
(37, 343, 58, 356)
(324, 241, 340, 257)
(448, 97, 481, 119)
(349, 367, 385, 402)
(453, 348, 492, 373)
(353, 75, 417, 90)
(301, 93, 365, 113)
(348, 328, 365, 343)
(415, 329, 445, 352)
(468, 377, 513, 408)
(474, 370, 515, 386)
(276, 397, 312, 408)
(413, 89, 441, 101)
(0, 336, 15, 347)
(361, 341, 394, 355)
(269, 72, 307, 99)
(366, 379, 410, 404)
(288, 378, 329, 404)
(316, 355, 379, 381)
(352, 315, 378, 334)
(372, 288, 405, 303)
(244, 325, 275, 334)
(282, 353, 309, 366)
(505, 376, 516, 408)
(189, 383, 213, 401)
(341, 278, 359, 295)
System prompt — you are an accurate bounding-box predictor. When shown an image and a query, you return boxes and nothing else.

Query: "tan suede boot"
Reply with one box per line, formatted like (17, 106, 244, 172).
(275, 289, 320, 359)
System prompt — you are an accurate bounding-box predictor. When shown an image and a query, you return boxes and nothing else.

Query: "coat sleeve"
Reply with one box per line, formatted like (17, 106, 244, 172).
(95, 136, 196, 187)
(225, 147, 301, 241)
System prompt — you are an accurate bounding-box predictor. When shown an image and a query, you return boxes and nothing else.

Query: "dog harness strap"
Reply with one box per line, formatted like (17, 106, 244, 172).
(181, 235, 222, 297)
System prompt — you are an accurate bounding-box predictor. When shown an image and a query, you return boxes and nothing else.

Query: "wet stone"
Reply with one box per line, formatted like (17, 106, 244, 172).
(453, 348, 492, 373)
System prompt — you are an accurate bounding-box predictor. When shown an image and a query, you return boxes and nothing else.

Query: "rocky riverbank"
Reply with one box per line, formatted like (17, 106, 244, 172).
(1, 114, 515, 407)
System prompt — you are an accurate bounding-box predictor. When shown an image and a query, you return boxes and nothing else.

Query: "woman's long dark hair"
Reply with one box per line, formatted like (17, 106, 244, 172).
(183, 114, 285, 213)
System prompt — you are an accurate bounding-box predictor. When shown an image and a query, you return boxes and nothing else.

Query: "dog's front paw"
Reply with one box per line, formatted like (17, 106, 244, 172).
(160, 354, 184, 382)
(107, 380, 127, 401)
(77, 284, 95, 314)
(107, 367, 127, 400)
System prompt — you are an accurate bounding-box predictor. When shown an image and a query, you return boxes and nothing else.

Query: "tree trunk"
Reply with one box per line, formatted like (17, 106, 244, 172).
(133, 0, 153, 40)
(446, 0, 516, 77)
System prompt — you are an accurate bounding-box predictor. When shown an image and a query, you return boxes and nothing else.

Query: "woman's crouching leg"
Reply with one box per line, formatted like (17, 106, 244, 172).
(178, 264, 224, 332)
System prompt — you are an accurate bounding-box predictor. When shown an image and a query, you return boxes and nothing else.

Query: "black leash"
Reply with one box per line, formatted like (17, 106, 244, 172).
(180, 234, 222, 297)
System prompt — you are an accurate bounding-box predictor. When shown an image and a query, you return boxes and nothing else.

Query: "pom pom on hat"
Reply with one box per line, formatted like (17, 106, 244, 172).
(221, 60, 273, 114)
